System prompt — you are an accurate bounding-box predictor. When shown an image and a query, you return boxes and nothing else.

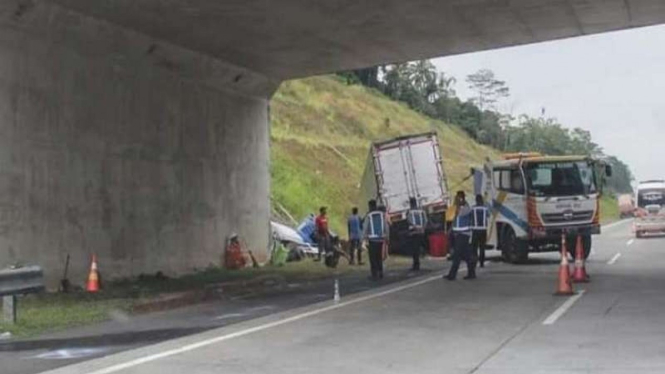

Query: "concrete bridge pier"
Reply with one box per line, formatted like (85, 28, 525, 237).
(0, 1, 277, 287)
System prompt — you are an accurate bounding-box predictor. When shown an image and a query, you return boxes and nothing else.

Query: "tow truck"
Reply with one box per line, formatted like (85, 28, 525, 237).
(473, 153, 612, 263)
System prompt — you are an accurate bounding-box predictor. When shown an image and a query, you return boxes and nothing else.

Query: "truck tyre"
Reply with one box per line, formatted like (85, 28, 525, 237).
(566, 234, 592, 259)
(501, 227, 528, 264)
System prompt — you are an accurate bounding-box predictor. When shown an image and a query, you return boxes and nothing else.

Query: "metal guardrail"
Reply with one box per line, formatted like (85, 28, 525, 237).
(0, 266, 44, 324)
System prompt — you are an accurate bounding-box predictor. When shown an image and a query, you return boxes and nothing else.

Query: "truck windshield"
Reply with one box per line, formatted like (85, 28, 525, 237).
(525, 161, 597, 197)
(637, 189, 665, 208)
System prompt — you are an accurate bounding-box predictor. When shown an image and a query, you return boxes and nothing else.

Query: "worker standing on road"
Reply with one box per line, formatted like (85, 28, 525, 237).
(471, 195, 489, 268)
(445, 191, 476, 280)
(347, 207, 364, 265)
(364, 199, 389, 280)
(315, 207, 331, 262)
(407, 197, 427, 271)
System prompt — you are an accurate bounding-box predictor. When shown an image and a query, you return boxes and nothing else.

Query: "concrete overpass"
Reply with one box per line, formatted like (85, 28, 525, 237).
(1, 0, 663, 286)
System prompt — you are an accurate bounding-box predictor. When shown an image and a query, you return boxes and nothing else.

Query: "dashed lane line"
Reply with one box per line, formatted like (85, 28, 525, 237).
(542, 290, 586, 325)
(212, 313, 246, 321)
(608, 253, 622, 265)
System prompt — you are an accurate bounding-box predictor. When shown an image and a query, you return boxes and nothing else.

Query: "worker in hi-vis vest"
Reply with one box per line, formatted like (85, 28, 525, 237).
(445, 191, 476, 280)
(407, 197, 427, 271)
(471, 194, 489, 268)
(363, 199, 390, 280)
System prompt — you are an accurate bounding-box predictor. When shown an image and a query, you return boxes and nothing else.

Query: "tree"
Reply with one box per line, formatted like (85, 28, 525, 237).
(604, 156, 634, 193)
(466, 69, 510, 111)
(437, 73, 457, 98)
(338, 61, 635, 195)
(337, 66, 381, 88)
(409, 60, 438, 102)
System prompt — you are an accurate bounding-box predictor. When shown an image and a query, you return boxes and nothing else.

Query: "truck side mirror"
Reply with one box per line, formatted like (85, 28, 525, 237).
(605, 165, 613, 177)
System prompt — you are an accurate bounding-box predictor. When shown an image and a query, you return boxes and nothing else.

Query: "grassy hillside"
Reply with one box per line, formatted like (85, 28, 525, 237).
(270, 76, 500, 233)
(270, 76, 619, 232)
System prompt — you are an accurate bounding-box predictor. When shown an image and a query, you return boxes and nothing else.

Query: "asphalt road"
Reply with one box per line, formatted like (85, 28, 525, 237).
(11, 219, 665, 374)
(1, 258, 441, 374)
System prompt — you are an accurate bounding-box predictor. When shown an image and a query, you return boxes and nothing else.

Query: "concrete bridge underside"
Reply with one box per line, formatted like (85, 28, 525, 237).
(1, 0, 663, 286)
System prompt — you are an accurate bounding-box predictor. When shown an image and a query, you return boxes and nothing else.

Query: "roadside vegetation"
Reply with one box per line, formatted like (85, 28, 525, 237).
(271, 75, 500, 233)
(0, 258, 413, 337)
(600, 192, 621, 223)
(339, 62, 634, 194)
(271, 73, 627, 232)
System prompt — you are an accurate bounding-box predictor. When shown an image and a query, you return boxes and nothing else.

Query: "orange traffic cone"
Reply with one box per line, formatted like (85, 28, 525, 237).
(555, 235, 574, 296)
(572, 235, 590, 283)
(86, 254, 100, 293)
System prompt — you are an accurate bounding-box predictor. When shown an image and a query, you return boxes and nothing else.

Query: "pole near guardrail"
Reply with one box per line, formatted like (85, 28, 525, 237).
(0, 266, 44, 324)
(3, 295, 16, 324)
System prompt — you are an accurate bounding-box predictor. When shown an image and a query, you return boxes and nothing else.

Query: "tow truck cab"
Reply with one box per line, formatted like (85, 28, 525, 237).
(474, 153, 611, 263)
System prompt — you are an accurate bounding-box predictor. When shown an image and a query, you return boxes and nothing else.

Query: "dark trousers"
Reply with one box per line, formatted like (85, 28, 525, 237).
(349, 239, 362, 264)
(472, 230, 487, 267)
(447, 232, 476, 279)
(410, 233, 424, 270)
(368, 240, 384, 279)
(317, 234, 331, 260)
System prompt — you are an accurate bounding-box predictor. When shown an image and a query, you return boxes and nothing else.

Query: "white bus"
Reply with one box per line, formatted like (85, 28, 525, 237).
(634, 180, 665, 238)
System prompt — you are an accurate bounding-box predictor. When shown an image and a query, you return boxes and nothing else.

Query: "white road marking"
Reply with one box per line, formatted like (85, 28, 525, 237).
(74, 274, 443, 374)
(247, 305, 277, 312)
(31, 348, 109, 360)
(543, 290, 586, 325)
(213, 313, 246, 320)
(608, 253, 622, 265)
(626, 239, 634, 246)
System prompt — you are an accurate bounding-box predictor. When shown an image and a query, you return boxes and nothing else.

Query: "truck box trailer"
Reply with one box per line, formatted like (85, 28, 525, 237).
(359, 132, 449, 253)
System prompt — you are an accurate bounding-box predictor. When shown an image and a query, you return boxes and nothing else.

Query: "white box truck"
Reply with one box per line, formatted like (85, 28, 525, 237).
(359, 132, 449, 253)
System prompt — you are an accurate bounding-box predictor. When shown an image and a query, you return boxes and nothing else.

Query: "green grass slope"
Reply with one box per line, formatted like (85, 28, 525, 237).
(270, 75, 619, 232)
(270, 76, 500, 233)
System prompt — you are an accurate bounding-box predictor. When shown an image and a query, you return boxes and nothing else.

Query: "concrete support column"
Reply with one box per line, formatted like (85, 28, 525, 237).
(0, 1, 278, 287)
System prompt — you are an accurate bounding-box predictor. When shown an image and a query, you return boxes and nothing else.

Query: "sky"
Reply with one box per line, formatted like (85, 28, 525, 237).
(433, 24, 665, 184)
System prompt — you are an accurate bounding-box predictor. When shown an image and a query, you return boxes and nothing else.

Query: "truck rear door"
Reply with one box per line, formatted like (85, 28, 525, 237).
(407, 137, 447, 208)
(375, 135, 447, 213)
(376, 146, 412, 213)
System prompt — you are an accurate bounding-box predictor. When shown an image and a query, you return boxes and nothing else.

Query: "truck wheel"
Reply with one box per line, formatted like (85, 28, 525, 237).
(501, 227, 528, 264)
(566, 234, 592, 259)
(636, 231, 643, 239)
